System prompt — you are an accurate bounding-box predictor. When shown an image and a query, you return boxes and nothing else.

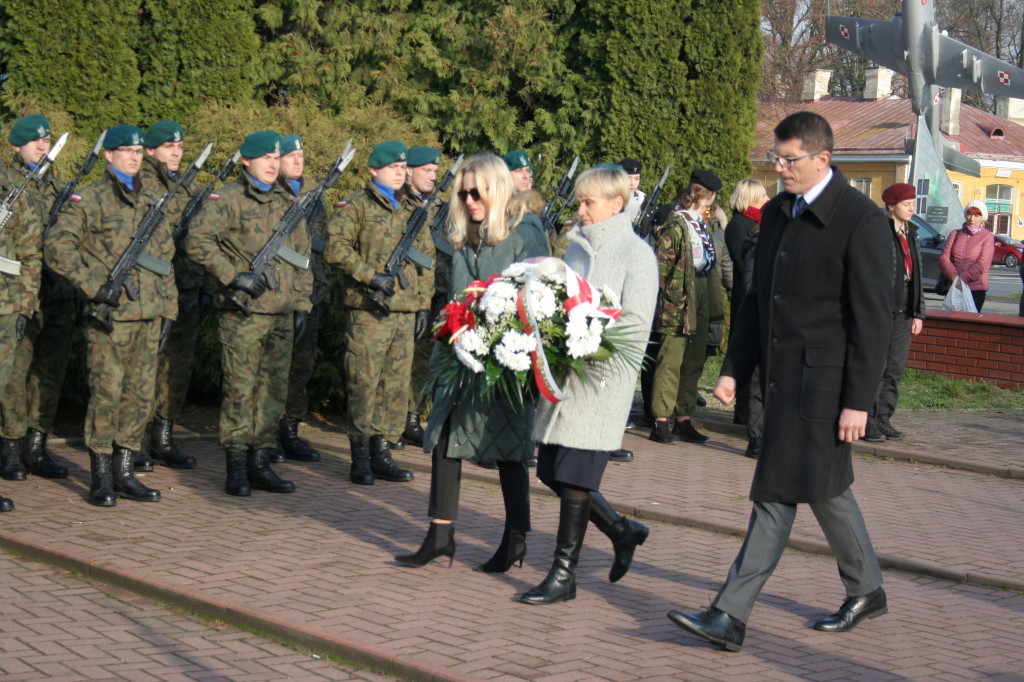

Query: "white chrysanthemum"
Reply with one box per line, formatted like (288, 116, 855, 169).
(478, 280, 519, 324)
(456, 328, 489, 356)
(454, 344, 485, 373)
(565, 316, 604, 358)
(494, 330, 534, 372)
(502, 262, 533, 281)
(529, 282, 557, 320)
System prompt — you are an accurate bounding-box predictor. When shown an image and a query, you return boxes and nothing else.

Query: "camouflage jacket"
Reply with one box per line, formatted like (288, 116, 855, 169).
(11, 156, 76, 302)
(46, 166, 178, 321)
(654, 209, 698, 336)
(139, 154, 206, 292)
(400, 184, 443, 301)
(0, 167, 44, 316)
(325, 181, 434, 312)
(184, 174, 313, 315)
(290, 176, 330, 306)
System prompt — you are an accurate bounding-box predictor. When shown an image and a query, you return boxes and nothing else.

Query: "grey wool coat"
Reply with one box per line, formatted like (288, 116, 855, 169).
(532, 210, 659, 451)
(422, 213, 548, 463)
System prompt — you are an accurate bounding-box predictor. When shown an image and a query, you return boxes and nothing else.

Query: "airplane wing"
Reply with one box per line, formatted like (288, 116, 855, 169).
(825, 16, 907, 74)
(932, 31, 1024, 98)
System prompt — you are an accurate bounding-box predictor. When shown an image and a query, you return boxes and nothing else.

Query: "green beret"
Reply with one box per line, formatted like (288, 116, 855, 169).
(592, 162, 624, 172)
(407, 146, 440, 167)
(368, 140, 407, 168)
(104, 125, 145, 149)
(239, 130, 281, 158)
(143, 120, 184, 148)
(9, 114, 50, 146)
(280, 134, 303, 155)
(502, 150, 532, 172)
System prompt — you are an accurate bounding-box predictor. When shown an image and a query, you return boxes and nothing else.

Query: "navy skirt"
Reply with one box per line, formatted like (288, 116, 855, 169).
(536, 443, 610, 492)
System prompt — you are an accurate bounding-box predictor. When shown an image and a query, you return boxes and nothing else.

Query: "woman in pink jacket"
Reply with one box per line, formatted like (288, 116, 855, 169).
(939, 200, 996, 311)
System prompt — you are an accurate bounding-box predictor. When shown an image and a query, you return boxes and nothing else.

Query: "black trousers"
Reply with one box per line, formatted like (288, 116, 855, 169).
(734, 364, 763, 440)
(870, 313, 913, 423)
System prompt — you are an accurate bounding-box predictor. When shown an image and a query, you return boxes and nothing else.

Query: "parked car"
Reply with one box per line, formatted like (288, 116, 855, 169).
(992, 234, 1023, 268)
(911, 214, 945, 292)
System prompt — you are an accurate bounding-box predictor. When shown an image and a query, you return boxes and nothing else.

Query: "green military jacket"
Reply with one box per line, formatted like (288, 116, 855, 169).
(45, 166, 177, 322)
(185, 173, 313, 316)
(325, 181, 434, 313)
(0, 167, 44, 316)
(139, 154, 206, 292)
(290, 176, 330, 306)
(400, 183, 442, 303)
(654, 209, 698, 336)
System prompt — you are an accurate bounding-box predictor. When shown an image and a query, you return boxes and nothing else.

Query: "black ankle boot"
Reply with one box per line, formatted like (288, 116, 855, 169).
(589, 491, 648, 582)
(225, 450, 251, 496)
(88, 450, 116, 507)
(21, 429, 68, 478)
(474, 527, 527, 573)
(648, 420, 680, 444)
(0, 495, 12, 512)
(279, 416, 321, 462)
(369, 435, 414, 482)
(0, 437, 27, 480)
(520, 495, 590, 605)
(112, 446, 161, 502)
(247, 448, 295, 493)
(401, 412, 425, 447)
(150, 419, 197, 469)
(395, 522, 456, 567)
(349, 442, 374, 485)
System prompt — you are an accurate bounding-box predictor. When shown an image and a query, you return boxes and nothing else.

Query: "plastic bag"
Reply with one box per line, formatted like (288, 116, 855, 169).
(942, 275, 978, 313)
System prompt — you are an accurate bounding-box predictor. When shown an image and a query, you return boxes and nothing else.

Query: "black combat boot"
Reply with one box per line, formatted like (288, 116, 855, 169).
(369, 435, 414, 482)
(401, 412, 425, 448)
(349, 442, 374, 485)
(394, 522, 456, 567)
(0, 437, 27, 481)
(588, 491, 648, 582)
(278, 416, 321, 462)
(648, 420, 680, 444)
(88, 450, 116, 507)
(224, 450, 251, 496)
(112, 446, 161, 502)
(246, 448, 295, 493)
(150, 419, 197, 469)
(21, 429, 68, 478)
(133, 437, 155, 472)
(520, 495, 590, 604)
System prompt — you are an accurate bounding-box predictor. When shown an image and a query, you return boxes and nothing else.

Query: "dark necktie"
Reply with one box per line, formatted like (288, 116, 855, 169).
(792, 195, 807, 217)
(897, 230, 913, 279)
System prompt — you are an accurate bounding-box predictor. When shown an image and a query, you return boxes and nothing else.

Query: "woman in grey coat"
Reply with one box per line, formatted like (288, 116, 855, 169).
(395, 154, 548, 570)
(521, 164, 659, 605)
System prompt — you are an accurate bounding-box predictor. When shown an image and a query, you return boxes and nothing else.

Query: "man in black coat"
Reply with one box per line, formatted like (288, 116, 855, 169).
(667, 112, 893, 652)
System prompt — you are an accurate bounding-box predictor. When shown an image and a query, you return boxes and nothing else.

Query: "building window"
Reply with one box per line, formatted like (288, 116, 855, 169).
(951, 181, 962, 200)
(986, 184, 1013, 235)
(850, 178, 872, 197)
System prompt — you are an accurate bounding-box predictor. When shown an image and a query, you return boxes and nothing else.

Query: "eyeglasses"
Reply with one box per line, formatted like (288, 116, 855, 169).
(457, 187, 481, 202)
(114, 147, 144, 157)
(767, 149, 818, 169)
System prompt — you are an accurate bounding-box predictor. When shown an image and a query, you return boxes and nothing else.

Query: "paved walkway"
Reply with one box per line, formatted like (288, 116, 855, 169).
(0, 408, 1022, 680)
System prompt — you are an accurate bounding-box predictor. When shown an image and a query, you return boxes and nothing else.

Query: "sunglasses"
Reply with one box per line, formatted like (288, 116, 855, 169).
(457, 187, 481, 202)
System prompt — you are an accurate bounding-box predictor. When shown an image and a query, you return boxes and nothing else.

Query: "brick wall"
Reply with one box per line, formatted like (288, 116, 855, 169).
(907, 310, 1024, 388)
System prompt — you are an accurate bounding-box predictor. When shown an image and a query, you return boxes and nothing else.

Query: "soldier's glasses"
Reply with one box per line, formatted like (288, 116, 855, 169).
(114, 147, 145, 157)
(457, 188, 482, 202)
(766, 149, 818, 169)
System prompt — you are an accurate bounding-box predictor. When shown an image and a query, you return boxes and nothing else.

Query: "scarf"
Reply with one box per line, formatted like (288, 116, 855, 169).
(742, 206, 762, 224)
(963, 222, 984, 235)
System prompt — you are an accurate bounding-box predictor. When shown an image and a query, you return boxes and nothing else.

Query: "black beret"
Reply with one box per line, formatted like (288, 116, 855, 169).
(618, 158, 642, 175)
(690, 168, 722, 192)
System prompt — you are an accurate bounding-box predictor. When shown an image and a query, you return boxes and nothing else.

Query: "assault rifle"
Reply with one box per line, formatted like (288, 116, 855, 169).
(371, 154, 464, 314)
(538, 156, 579, 237)
(633, 166, 671, 240)
(429, 200, 454, 258)
(173, 147, 240, 248)
(88, 143, 213, 332)
(304, 139, 353, 256)
(46, 130, 106, 237)
(228, 145, 357, 316)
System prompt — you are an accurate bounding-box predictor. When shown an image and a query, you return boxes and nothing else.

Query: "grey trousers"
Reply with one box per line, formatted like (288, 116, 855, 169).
(870, 313, 912, 423)
(712, 488, 883, 624)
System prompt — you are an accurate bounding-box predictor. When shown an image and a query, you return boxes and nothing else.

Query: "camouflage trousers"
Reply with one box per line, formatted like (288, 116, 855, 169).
(84, 318, 161, 455)
(344, 309, 414, 445)
(219, 311, 293, 452)
(26, 298, 76, 434)
(285, 302, 323, 419)
(0, 313, 20, 401)
(651, 275, 709, 419)
(153, 287, 201, 422)
(0, 311, 43, 439)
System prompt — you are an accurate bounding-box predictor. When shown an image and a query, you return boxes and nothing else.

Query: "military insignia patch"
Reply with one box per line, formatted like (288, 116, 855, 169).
(336, 201, 347, 207)
(173, 131, 182, 142)
(37, 126, 46, 137)
(209, 194, 220, 201)
(69, 194, 82, 202)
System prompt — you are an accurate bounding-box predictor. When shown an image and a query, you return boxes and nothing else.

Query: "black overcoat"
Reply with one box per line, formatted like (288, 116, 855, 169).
(723, 168, 893, 503)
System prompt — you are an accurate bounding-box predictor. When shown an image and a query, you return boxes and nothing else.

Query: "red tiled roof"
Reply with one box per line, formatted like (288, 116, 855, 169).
(755, 97, 1024, 162)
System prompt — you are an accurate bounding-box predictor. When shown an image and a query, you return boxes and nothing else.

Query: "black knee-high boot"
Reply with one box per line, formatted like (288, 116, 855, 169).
(520, 494, 590, 604)
(589, 491, 649, 582)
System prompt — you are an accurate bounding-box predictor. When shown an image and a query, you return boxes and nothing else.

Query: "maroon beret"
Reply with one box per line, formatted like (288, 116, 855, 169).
(881, 183, 915, 205)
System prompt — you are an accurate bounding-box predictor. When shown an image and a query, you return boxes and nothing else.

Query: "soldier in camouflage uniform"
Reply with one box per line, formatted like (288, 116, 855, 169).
(185, 130, 312, 497)
(3, 115, 70, 484)
(325, 140, 431, 485)
(46, 124, 176, 506)
(276, 134, 325, 463)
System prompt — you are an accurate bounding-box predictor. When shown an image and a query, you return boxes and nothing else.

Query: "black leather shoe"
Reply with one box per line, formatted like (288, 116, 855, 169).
(696, 393, 707, 408)
(648, 421, 680, 444)
(814, 587, 887, 632)
(668, 607, 745, 652)
(0, 495, 13, 512)
(674, 420, 709, 443)
(608, 448, 634, 463)
(877, 420, 904, 441)
(744, 437, 761, 459)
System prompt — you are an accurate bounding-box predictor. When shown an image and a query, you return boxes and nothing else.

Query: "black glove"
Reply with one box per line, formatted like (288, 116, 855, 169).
(15, 314, 28, 346)
(414, 309, 430, 341)
(93, 282, 122, 307)
(229, 272, 267, 299)
(368, 272, 395, 297)
(197, 292, 213, 321)
(293, 309, 308, 344)
(158, 317, 174, 354)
